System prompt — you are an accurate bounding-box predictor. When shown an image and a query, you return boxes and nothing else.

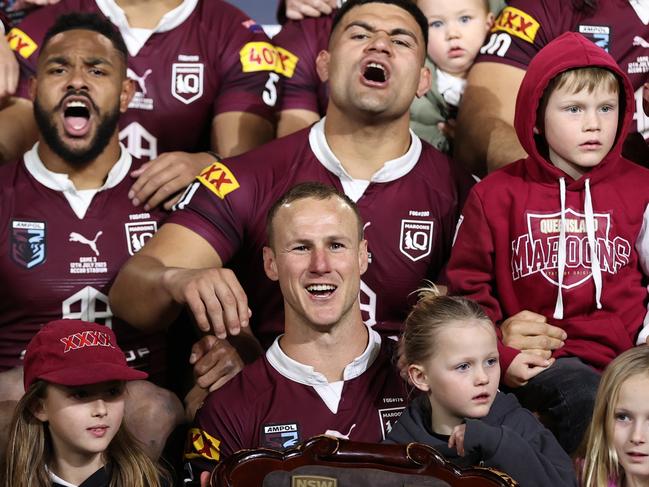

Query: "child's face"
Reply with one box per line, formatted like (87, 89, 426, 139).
(409, 320, 499, 434)
(34, 381, 125, 468)
(612, 374, 649, 483)
(542, 81, 619, 179)
(418, 0, 493, 77)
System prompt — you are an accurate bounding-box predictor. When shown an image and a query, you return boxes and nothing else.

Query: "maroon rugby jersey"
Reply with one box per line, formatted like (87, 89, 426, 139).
(0, 145, 167, 381)
(477, 0, 649, 138)
(9, 0, 278, 161)
(184, 333, 407, 476)
(169, 120, 470, 347)
(273, 12, 334, 116)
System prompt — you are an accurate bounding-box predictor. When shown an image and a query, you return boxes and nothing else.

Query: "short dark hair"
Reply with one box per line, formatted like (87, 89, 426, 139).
(331, 0, 429, 51)
(266, 182, 364, 247)
(42, 12, 128, 66)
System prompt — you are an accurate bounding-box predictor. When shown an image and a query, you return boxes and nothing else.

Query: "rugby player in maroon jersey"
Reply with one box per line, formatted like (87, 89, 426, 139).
(0, 13, 183, 462)
(183, 183, 408, 484)
(0, 0, 276, 210)
(111, 0, 470, 414)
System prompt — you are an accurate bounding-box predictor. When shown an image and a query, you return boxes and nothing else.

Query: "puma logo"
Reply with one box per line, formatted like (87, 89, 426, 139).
(127, 68, 153, 95)
(324, 424, 356, 440)
(633, 36, 649, 48)
(69, 231, 103, 256)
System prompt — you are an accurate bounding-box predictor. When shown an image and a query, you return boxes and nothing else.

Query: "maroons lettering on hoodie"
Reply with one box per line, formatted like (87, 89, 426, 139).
(448, 32, 649, 374)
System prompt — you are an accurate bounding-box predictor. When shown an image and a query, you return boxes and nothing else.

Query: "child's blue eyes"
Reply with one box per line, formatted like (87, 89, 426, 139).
(429, 16, 473, 29)
(562, 105, 616, 113)
(454, 358, 498, 371)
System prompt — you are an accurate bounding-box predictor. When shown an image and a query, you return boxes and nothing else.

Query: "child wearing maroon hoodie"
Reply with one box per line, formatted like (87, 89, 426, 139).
(447, 31, 649, 454)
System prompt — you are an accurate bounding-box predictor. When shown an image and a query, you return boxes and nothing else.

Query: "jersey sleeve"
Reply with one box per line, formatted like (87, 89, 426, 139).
(273, 16, 327, 115)
(183, 391, 248, 481)
(207, 2, 279, 121)
(476, 0, 569, 70)
(7, 5, 53, 98)
(8, 1, 92, 99)
(167, 158, 254, 264)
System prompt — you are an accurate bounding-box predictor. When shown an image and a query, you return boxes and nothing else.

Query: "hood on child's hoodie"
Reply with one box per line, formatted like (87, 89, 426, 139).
(514, 31, 634, 187)
(513, 32, 635, 320)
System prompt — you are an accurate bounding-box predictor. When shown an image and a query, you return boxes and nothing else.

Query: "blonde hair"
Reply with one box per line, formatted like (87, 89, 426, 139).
(403, 285, 492, 365)
(581, 347, 649, 487)
(2, 380, 170, 487)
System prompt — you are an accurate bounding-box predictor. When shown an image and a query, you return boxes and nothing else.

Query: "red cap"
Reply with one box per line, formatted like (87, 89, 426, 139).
(23, 319, 148, 389)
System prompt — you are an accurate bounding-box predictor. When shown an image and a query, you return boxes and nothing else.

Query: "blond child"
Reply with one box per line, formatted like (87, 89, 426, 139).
(447, 31, 649, 454)
(582, 346, 649, 487)
(385, 289, 576, 486)
(2, 320, 169, 487)
(409, 0, 502, 152)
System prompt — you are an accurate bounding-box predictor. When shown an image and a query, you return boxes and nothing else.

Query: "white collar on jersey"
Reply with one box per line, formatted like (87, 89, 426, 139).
(23, 142, 133, 220)
(630, 0, 649, 25)
(95, 0, 199, 56)
(308, 117, 422, 202)
(47, 468, 78, 487)
(266, 325, 382, 414)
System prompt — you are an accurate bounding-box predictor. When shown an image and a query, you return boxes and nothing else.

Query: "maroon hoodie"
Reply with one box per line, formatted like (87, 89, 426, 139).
(448, 32, 649, 373)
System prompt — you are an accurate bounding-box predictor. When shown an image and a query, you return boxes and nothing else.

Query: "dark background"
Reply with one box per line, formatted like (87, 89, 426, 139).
(229, 0, 278, 25)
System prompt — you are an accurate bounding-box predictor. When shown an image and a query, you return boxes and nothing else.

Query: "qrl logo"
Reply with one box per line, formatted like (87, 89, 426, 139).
(125, 221, 158, 255)
(172, 63, 204, 104)
(399, 219, 434, 262)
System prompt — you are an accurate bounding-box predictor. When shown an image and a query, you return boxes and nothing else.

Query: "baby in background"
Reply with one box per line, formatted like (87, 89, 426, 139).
(410, 0, 501, 152)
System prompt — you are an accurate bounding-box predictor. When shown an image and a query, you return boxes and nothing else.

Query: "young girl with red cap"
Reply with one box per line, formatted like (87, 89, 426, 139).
(2, 319, 169, 487)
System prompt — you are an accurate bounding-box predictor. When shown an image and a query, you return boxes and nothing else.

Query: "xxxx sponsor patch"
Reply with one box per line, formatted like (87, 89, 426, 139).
(196, 162, 240, 199)
(7, 28, 37, 59)
(492, 6, 540, 44)
(185, 428, 221, 462)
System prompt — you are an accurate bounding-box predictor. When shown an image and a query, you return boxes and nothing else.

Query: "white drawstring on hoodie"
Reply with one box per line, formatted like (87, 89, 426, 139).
(553, 177, 603, 319)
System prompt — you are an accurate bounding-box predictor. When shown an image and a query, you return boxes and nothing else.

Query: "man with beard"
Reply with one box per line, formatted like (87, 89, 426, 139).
(0, 12, 183, 462)
(0, 0, 277, 212)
